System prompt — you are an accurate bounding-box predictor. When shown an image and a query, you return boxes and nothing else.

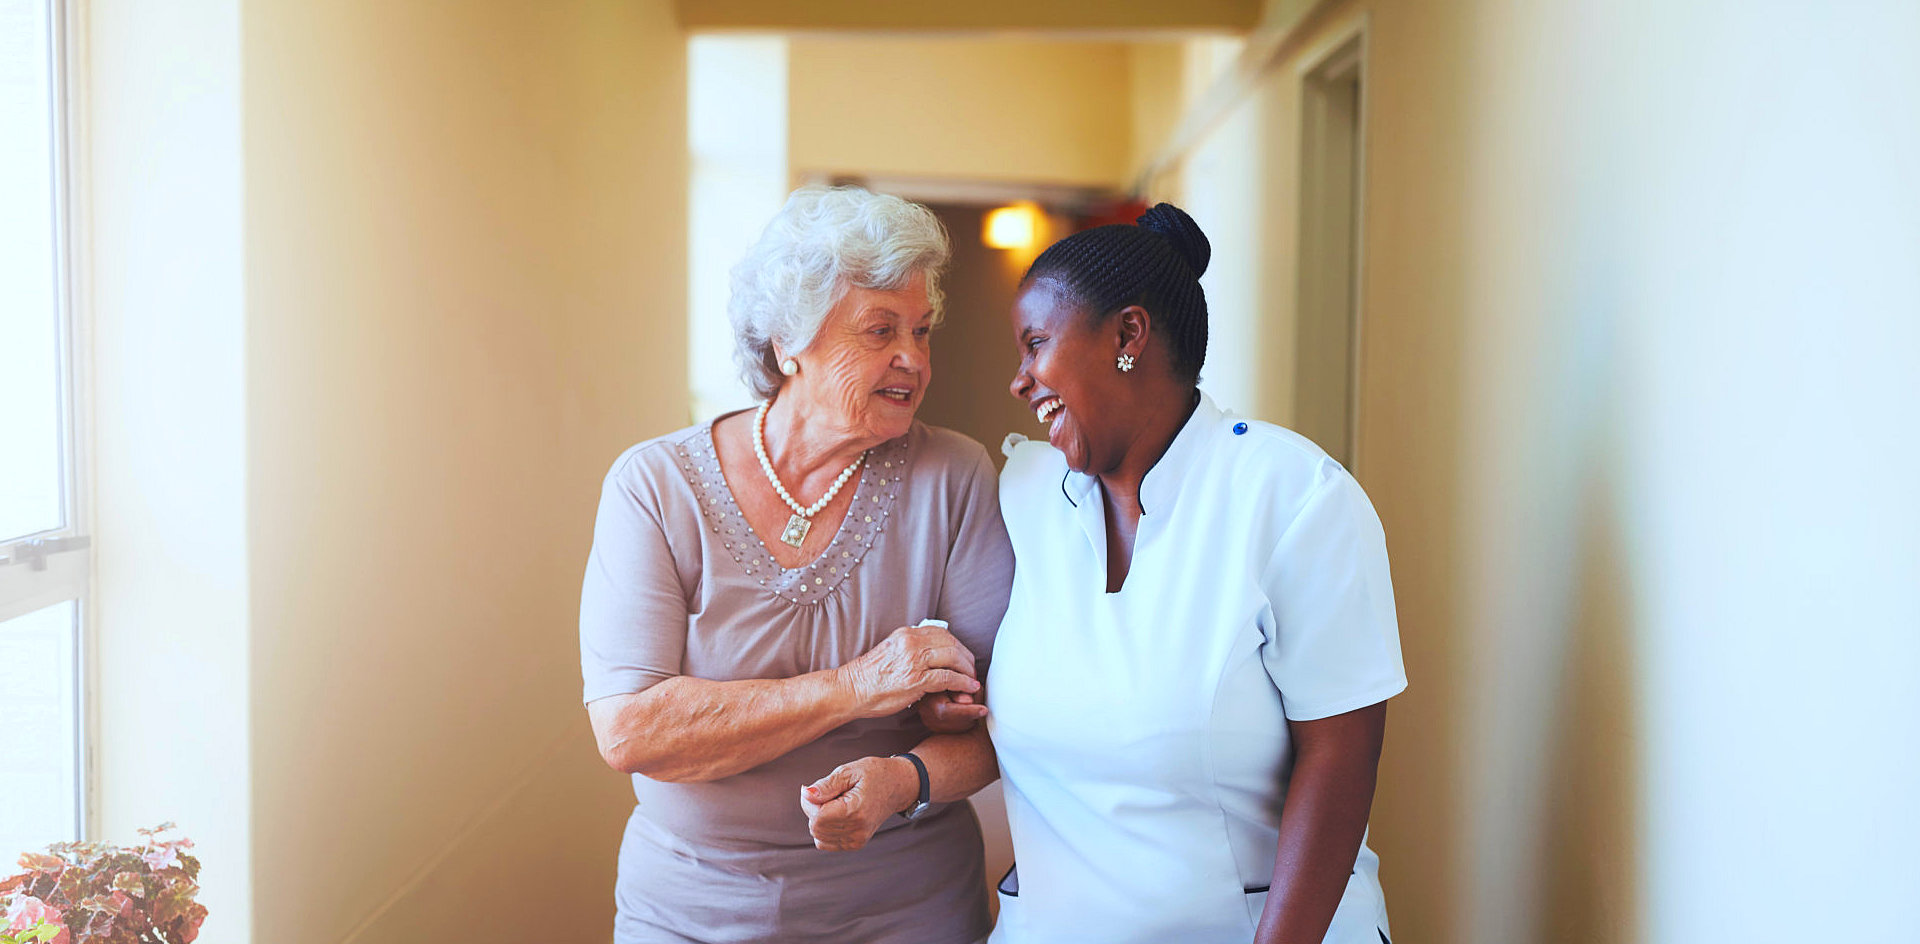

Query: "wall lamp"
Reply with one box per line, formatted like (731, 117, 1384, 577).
(983, 201, 1045, 251)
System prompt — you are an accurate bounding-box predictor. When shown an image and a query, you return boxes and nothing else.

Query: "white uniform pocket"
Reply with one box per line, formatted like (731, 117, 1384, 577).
(988, 864, 1022, 943)
(1323, 869, 1389, 944)
(1243, 886, 1270, 931)
(1244, 874, 1389, 944)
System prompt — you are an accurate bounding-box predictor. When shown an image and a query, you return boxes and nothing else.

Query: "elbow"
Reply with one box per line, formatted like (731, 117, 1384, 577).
(590, 691, 692, 779)
(599, 741, 719, 783)
(592, 725, 652, 776)
(599, 740, 669, 778)
(589, 684, 730, 782)
(598, 741, 644, 776)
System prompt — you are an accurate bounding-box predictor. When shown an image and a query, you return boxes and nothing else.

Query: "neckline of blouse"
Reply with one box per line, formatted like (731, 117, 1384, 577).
(676, 420, 910, 606)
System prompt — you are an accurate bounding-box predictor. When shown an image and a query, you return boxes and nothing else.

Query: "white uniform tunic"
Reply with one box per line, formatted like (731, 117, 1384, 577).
(986, 393, 1407, 944)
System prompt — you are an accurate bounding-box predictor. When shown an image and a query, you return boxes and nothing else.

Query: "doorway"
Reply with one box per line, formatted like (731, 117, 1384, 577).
(1294, 35, 1366, 469)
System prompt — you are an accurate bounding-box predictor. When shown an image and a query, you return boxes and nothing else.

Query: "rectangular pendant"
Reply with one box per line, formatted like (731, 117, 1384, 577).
(780, 514, 811, 547)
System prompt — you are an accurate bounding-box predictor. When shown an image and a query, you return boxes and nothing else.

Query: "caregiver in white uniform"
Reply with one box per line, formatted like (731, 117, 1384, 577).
(986, 203, 1406, 944)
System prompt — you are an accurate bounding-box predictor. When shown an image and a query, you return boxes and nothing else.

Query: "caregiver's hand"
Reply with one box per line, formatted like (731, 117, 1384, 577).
(800, 756, 918, 852)
(836, 623, 980, 718)
(917, 690, 988, 733)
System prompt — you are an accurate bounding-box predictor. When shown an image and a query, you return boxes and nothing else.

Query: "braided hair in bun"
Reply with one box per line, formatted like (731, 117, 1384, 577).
(1022, 202, 1211, 382)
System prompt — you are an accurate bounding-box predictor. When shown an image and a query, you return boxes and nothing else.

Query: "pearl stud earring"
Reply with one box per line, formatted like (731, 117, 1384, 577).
(780, 358, 799, 376)
(1117, 354, 1136, 372)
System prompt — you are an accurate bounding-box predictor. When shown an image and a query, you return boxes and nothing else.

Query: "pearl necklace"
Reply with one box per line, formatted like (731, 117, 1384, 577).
(753, 399, 866, 548)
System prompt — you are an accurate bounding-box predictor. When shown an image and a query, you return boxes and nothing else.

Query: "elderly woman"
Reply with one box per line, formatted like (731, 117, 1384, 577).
(579, 186, 1011, 944)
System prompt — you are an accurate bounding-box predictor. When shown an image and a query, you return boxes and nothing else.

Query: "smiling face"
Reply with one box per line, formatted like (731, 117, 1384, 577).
(783, 271, 935, 447)
(1008, 279, 1135, 474)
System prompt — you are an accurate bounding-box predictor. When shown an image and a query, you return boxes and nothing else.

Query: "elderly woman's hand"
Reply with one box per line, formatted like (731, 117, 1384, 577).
(800, 755, 918, 852)
(837, 623, 981, 718)
(916, 690, 988, 733)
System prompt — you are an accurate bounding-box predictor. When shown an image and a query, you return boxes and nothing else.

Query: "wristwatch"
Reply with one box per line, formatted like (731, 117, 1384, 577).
(892, 751, 931, 821)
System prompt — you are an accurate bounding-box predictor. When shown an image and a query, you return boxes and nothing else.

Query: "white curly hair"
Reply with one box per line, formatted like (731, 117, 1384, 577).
(728, 186, 950, 400)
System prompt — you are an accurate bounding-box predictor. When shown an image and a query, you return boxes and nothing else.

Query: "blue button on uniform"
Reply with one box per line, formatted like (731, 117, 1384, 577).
(1232, 422, 1248, 435)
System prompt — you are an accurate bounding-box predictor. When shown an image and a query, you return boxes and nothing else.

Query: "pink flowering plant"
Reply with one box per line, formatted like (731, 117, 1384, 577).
(0, 824, 206, 944)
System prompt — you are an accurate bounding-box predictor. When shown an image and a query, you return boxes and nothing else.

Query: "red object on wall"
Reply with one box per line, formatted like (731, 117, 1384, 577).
(1075, 198, 1153, 232)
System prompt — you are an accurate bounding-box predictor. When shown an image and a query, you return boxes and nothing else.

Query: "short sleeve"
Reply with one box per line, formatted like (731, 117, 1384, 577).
(1259, 467, 1408, 721)
(934, 443, 1015, 674)
(579, 453, 690, 703)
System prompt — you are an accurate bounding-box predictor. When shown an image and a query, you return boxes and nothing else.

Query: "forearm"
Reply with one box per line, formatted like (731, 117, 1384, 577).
(595, 670, 860, 782)
(910, 723, 999, 804)
(798, 709, 999, 851)
(1254, 705, 1387, 944)
(839, 724, 998, 827)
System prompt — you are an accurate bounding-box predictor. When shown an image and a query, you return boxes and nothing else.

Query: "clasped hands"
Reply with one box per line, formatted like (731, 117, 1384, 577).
(800, 621, 984, 852)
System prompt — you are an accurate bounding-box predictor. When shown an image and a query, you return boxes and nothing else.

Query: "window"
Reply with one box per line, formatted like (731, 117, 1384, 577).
(0, 0, 86, 856)
(687, 35, 786, 421)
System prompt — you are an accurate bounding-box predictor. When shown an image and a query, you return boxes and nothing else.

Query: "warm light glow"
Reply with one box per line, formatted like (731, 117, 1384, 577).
(983, 202, 1043, 250)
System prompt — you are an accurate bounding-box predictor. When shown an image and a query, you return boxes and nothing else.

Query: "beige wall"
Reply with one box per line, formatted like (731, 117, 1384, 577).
(1126, 43, 1187, 189)
(914, 204, 1051, 465)
(84, 2, 1919, 942)
(788, 37, 1136, 188)
(92, 1, 688, 942)
(679, 0, 1261, 32)
(1144, 2, 1920, 943)
(239, 1, 687, 941)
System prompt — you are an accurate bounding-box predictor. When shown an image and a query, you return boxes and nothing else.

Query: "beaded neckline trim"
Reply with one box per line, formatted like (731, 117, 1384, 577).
(673, 423, 908, 606)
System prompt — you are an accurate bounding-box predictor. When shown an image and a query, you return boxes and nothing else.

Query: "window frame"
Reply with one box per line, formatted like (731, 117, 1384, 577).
(0, 0, 92, 845)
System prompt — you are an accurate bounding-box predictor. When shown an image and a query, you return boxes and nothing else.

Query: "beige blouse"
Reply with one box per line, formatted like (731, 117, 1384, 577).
(580, 415, 1014, 944)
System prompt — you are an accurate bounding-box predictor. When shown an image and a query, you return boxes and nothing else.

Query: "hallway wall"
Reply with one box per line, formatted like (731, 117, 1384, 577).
(91, 4, 691, 941)
(787, 37, 1137, 189)
(241, 1, 687, 941)
(82, 3, 1916, 941)
(1144, 2, 1920, 942)
(913, 204, 1044, 465)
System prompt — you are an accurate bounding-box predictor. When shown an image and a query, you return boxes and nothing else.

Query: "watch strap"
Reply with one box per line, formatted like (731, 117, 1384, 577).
(892, 751, 931, 820)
